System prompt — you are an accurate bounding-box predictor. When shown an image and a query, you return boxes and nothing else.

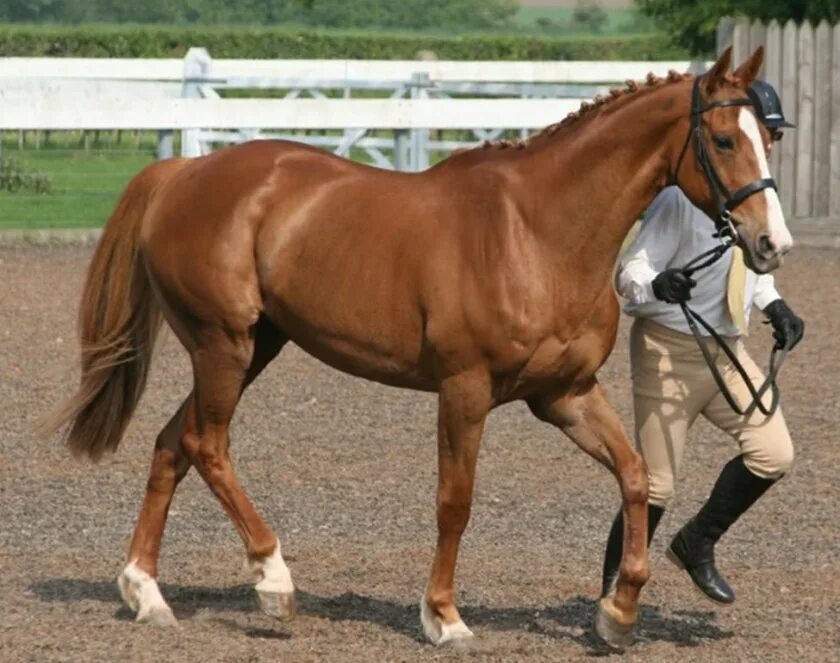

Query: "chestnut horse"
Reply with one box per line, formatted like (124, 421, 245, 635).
(44, 47, 792, 648)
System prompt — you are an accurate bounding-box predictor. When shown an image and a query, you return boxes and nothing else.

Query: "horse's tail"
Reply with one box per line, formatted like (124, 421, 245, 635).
(39, 158, 186, 461)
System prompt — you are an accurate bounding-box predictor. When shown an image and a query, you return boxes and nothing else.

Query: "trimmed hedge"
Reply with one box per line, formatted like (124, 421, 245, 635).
(0, 25, 689, 60)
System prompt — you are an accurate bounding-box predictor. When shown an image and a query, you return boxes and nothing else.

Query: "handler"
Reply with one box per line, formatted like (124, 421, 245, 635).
(600, 80, 804, 605)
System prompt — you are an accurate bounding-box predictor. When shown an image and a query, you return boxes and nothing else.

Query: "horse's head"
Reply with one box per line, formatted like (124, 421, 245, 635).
(674, 47, 793, 273)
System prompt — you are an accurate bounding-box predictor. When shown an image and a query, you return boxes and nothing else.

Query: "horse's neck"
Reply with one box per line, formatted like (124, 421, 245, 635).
(516, 82, 690, 281)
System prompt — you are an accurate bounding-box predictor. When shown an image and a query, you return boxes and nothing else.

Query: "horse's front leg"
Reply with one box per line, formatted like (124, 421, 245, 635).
(421, 370, 492, 647)
(528, 379, 650, 650)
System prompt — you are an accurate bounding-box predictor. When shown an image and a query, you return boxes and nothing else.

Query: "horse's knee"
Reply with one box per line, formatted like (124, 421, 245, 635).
(186, 439, 228, 482)
(620, 454, 649, 505)
(200, 453, 228, 484)
(181, 429, 228, 477)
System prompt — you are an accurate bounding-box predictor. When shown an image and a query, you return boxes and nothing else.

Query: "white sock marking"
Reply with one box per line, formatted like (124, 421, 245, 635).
(420, 598, 474, 645)
(118, 561, 173, 621)
(249, 538, 294, 595)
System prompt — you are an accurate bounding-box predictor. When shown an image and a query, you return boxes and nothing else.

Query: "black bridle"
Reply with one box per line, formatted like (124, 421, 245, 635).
(673, 75, 778, 243)
(670, 75, 786, 417)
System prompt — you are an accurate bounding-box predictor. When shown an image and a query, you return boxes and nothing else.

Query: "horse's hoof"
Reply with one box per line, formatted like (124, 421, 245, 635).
(257, 590, 296, 622)
(138, 606, 178, 627)
(118, 561, 176, 626)
(420, 599, 474, 647)
(593, 598, 636, 651)
(437, 621, 475, 649)
(117, 572, 138, 612)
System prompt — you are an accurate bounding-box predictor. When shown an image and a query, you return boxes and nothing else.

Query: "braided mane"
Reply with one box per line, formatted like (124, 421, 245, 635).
(474, 69, 692, 152)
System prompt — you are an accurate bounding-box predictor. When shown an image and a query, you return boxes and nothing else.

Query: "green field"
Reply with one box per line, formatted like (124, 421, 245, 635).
(0, 138, 156, 230)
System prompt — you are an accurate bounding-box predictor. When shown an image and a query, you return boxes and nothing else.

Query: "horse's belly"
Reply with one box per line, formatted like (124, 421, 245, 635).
(262, 285, 435, 391)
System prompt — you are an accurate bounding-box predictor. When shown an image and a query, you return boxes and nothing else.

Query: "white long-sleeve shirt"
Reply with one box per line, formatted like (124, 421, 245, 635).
(617, 186, 781, 336)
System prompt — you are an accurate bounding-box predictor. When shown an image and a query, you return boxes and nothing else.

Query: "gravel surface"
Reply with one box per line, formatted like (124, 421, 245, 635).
(1, 244, 838, 662)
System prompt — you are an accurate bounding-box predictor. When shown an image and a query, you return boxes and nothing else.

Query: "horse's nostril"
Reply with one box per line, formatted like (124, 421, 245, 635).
(757, 234, 777, 258)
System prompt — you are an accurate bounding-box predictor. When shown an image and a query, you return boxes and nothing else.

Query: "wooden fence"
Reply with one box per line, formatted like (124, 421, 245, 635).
(718, 17, 840, 219)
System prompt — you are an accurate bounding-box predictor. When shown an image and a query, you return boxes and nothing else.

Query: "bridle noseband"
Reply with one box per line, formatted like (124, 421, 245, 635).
(673, 75, 778, 242)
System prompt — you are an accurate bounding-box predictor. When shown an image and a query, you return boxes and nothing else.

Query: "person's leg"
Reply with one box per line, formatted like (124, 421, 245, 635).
(601, 320, 709, 597)
(668, 341, 793, 604)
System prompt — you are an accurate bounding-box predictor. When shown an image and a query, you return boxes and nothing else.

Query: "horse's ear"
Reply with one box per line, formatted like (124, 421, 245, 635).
(704, 46, 733, 94)
(733, 46, 764, 88)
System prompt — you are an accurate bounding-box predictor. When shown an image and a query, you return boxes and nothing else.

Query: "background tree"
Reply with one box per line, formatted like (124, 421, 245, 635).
(637, 0, 840, 55)
(571, 0, 608, 34)
(0, 0, 60, 22)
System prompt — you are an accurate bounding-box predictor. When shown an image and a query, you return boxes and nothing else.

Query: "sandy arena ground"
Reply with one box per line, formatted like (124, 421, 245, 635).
(1, 244, 838, 662)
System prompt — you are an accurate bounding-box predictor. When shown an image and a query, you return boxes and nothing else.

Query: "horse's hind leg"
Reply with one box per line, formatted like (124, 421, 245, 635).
(119, 317, 292, 623)
(119, 396, 194, 625)
(528, 381, 650, 650)
(178, 321, 296, 620)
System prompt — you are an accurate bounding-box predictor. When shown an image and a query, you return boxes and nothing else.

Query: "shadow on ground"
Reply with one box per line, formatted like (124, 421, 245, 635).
(31, 577, 733, 653)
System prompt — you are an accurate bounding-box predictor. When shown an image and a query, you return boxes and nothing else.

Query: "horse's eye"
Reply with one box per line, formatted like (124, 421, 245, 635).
(713, 134, 734, 150)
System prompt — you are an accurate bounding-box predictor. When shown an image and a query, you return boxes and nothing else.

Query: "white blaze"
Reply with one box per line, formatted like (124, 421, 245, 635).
(738, 109, 793, 253)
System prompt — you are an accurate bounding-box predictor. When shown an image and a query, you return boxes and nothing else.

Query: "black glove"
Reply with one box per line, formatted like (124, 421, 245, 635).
(651, 269, 696, 304)
(763, 299, 804, 351)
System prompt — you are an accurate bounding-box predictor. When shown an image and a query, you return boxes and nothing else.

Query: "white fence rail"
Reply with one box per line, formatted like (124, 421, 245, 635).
(0, 97, 585, 131)
(0, 51, 707, 171)
(0, 56, 704, 84)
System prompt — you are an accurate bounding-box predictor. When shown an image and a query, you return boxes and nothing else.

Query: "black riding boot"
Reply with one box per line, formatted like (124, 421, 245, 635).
(600, 503, 665, 598)
(667, 455, 777, 604)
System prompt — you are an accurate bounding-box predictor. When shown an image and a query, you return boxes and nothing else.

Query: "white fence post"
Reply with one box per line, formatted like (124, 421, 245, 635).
(765, 20, 783, 180)
(732, 19, 751, 67)
(717, 17, 735, 56)
(813, 21, 832, 216)
(831, 24, 840, 216)
(182, 47, 211, 158)
(795, 21, 815, 218)
(409, 72, 431, 172)
(780, 20, 799, 218)
(749, 19, 767, 68)
(394, 130, 410, 171)
(157, 131, 174, 160)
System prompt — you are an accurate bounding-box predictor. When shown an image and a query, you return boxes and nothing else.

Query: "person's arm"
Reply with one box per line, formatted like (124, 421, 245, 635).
(752, 273, 781, 311)
(616, 188, 692, 304)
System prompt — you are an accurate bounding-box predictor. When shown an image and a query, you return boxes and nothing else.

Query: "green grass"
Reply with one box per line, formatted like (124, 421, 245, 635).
(0, 140, 156, 229)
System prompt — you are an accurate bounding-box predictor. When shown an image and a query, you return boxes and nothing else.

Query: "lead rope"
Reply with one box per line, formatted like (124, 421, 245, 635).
(677, 237, 787, 417)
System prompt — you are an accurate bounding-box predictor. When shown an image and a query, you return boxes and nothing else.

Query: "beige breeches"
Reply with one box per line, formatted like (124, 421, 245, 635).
(630, 318, 794, 507)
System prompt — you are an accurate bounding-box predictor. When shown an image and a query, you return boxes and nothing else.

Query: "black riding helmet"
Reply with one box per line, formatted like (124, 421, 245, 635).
(747, 80, 796, 128)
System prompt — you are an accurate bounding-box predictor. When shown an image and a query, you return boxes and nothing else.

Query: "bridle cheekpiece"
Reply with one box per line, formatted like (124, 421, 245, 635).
(674, 75, 778, 243)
